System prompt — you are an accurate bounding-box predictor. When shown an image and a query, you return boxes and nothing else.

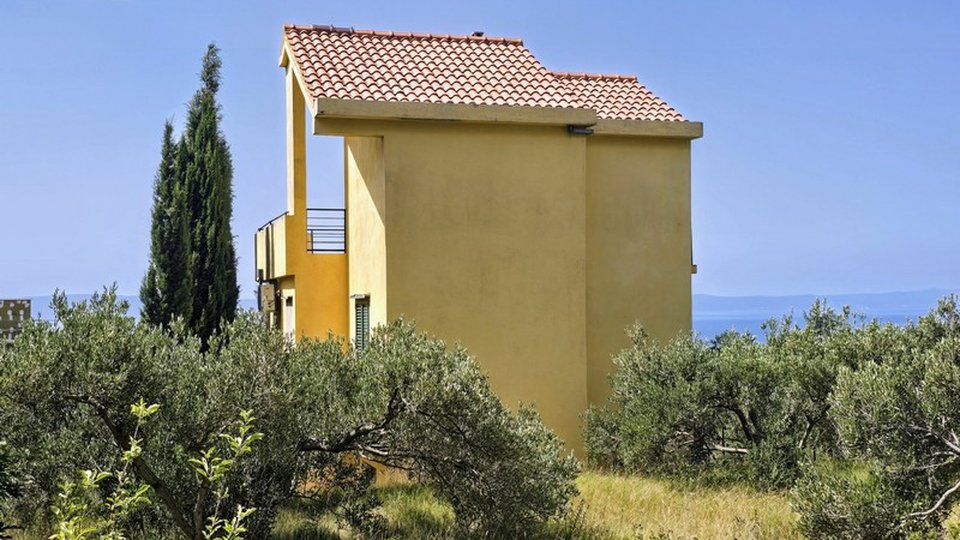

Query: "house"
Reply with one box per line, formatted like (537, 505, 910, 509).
(254, 25, 702, 451)
(0, 299, 31, 345)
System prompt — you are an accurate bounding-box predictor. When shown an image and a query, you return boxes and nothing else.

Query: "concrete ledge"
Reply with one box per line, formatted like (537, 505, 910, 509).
(314, 97, 598, 127)
(593, 119, 703, 139)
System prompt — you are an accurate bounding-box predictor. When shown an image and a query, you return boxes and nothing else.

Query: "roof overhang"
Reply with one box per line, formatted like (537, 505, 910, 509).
(280, 36, 702, 138)
(592, 119, 703, 139)
(314, 97, 597, 127)
(279, 40, 318, 117)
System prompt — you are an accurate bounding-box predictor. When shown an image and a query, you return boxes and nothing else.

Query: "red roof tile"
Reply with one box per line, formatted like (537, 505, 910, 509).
(283, 25, 687, 122)
(553, 72, 686, 122)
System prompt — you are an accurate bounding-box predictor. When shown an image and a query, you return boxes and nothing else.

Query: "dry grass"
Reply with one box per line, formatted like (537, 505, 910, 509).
(15, 470, 955, 538)
(271, 476, 455, 540)
(573, 471, 799, 539)
(271, 471, 801, 539)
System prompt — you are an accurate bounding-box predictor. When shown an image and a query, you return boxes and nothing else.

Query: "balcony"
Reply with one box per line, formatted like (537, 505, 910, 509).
(254, 212, 287, 282)
(306, 208, 346, 253)
(255, 208, 346, 282)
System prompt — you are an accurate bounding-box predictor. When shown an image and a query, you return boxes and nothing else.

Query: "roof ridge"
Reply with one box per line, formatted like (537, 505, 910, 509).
(551, 71, 638, 82)
(284, 24, 524, 45)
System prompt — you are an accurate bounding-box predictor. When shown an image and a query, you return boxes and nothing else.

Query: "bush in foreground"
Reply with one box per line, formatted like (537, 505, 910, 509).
(586, 300, 861, 488)
(794, 298, 960, 538)
(0, 288, 577, 538)
(0, 440, 21, 538)
(586, 295, 960, 537)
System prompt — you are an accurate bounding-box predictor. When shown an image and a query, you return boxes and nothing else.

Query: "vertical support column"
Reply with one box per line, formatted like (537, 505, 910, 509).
(286, 65, 307, 217)
(281, 62, 308, 341)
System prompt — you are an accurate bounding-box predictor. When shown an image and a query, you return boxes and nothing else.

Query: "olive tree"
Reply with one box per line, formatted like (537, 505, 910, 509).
(0, 441, 20, 539)
(585, 300, 886, 488)
(794, 297, 960, 538)
(0, 288, 577, 537)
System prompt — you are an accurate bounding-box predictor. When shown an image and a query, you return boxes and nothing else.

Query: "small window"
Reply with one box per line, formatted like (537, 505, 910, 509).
(355, 296, 370, 351)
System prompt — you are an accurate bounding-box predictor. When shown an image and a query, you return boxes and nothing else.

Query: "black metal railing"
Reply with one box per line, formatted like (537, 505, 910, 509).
(258, 211, 288, 232)
(307, 208, 346, 253)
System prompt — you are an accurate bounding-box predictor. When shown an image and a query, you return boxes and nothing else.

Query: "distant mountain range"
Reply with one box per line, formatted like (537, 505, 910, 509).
(15, 289, 959, 339)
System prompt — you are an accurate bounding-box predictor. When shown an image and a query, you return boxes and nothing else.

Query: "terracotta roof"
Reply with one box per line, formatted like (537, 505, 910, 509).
(283, 25, 687, 122)
(553, 72, 686, 122)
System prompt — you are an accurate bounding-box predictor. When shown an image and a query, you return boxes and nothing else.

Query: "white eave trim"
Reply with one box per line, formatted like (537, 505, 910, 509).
(592, 119, 703, 139)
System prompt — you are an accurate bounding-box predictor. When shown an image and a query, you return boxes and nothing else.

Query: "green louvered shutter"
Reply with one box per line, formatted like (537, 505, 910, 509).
(355, 297, 370, 350)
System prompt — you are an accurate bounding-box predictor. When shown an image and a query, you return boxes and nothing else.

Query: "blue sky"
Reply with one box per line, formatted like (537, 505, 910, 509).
(1, 0, 957, 298)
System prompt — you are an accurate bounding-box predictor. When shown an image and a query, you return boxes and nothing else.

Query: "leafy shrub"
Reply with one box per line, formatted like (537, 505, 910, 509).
(0, 288, 577, 537)
(586, 300, 865, 488)
(0, 440, 21, 538)
(585, 299, 958, 490)
(294, 312, 580, 536)
(792, 459, 921, 539)
(793, 298, 960, 537)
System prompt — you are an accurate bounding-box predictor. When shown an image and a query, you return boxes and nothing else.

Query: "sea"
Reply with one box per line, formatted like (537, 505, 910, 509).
(693, 289, 957, 341)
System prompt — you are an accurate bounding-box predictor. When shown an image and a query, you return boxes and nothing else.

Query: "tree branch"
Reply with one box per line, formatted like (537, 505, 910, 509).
(298, 387, 405, 454)
(907, 424, 960, 456)
(709, 444, 749, 455)
(798, 411, 826, 450)
(714, 403, 755, 443)
(65, 394, 197, 539)
(906, 476, 960, 520)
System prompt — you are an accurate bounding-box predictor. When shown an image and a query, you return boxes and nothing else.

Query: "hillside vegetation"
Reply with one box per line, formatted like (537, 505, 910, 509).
(3, 293, 960, 538)
(587, 297, 960, 538)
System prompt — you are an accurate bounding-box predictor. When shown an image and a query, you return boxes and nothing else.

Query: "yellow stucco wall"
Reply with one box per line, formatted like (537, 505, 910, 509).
(349, 122, 590, 452)
(290, 255, 349, 340)
(346, 136, 387, 343)
(306, 116, 695, 453)
(585, 136, 693, 406)
(267, 65, 349, 342)
(276, 211, 349, 341)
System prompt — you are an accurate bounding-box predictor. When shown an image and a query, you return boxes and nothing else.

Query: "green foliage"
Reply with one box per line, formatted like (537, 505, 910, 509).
(585, 294, 960, 536)
(0, 440, 22, 539)
(293, 317, 580, 536)
(48, 470, 117, 540)
(0, 288, 577, 537)
(140, 43, 237, 346)
(792, 459, 922, 539)
(190, 409, 262, 540)
(48, 399, 155, 540)
(793, 297, 960, 537)
(183, 44, 238, 345)
(48, 402, 258, 540)
(0, 289, 314, 537)
(586, 300, 865, 488)
(141, 120, 193, 328)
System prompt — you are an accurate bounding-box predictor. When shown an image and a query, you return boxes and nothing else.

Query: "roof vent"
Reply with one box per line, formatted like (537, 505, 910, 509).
(471, 31, 484, 37)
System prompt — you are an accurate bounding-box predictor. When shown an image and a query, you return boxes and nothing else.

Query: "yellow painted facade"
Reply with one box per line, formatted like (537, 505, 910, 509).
(253, 65, 348, 341)
(254, 45, 701, 452)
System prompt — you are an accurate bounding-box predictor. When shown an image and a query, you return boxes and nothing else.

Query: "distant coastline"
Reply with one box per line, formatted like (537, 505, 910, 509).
(694, 289, 958, 339)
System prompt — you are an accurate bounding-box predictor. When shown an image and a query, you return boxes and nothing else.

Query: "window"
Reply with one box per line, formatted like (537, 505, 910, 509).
(355, 296, 370, 351)
(282, 294, 295, 342)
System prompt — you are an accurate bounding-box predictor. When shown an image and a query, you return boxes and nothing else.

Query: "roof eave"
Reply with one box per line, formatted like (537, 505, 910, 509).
(592, 119, 703, 139)
(314, 97, 598, 127)
(279, 39, 318, 117)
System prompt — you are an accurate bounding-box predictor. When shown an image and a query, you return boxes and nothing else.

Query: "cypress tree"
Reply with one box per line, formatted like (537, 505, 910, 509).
(141, 43, 237, 346)
(181, 44, 238, 344)
(140, 121, 193, 326)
